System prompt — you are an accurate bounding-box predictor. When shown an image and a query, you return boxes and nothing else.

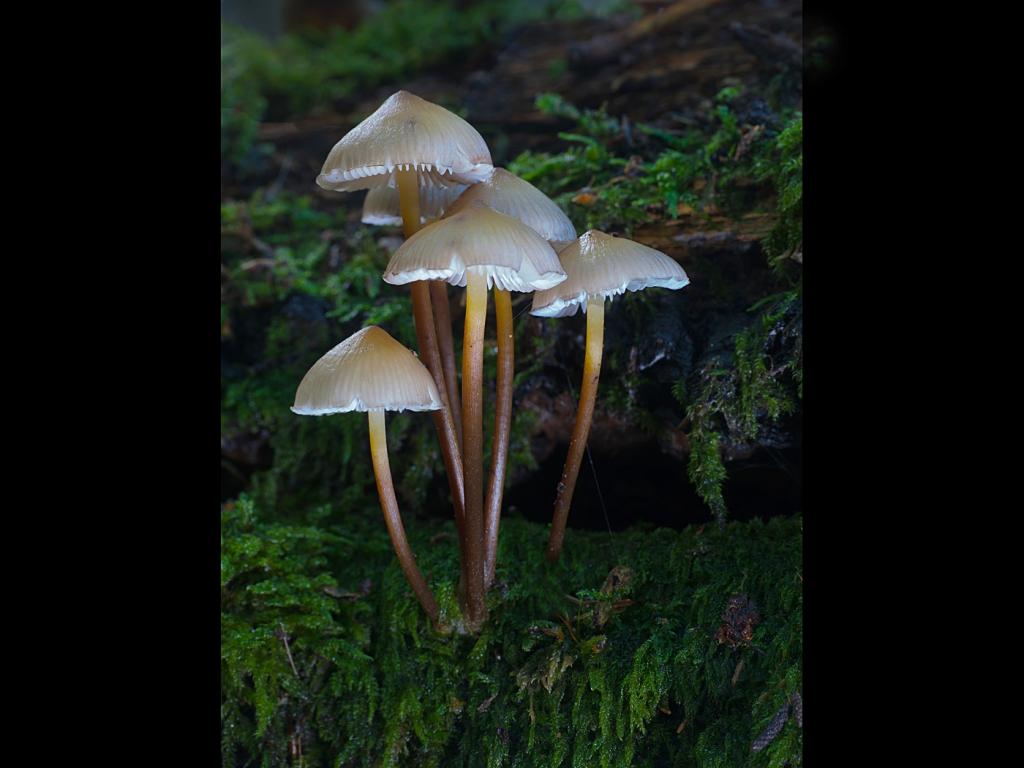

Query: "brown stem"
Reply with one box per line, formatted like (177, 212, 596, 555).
(545, 296, 605, 563)
(397, 170, 465, 534)
(410, 283, 466, 527)
(430, 280, 463, 448)
(461, 270, 489, 629)
(368, 410, 439, 623)
(484, 288, 513, 587)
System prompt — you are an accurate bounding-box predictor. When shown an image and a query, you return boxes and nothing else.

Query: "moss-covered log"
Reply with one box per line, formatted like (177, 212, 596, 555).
(222, 498, 802, 767)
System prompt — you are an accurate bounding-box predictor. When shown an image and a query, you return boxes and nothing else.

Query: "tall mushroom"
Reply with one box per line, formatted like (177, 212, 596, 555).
(361, 180, 468, 444)
(445, 168, 577, 585)
(531, 230, 690, 562)
(291, 325, 443, 624)
(317, 90, 493, 519)
(384, 203, 566, 629)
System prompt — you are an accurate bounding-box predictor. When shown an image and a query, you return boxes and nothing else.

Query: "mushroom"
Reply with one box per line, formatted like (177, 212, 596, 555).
(317, 90, 493, 520)
(445, 168, 577, 585)
(384, 203, 566, 628)
(531, 230, 690, 562)
(361, 180, 469, 444)
(445, 168, 576, 244)
(291, 325, 443, 624)
(361, 182, 468, 227)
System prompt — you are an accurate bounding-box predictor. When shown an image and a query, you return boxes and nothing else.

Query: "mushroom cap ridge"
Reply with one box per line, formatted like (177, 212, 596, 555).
(291, 326, 442, 415)
(317, 91, 493, 192)
(383, 203, 567, 293)
(445, 167, 576, 244)
(531, 230, 689, 318)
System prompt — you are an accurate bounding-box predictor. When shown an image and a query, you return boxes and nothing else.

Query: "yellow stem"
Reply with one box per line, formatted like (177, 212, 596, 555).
(396, 168, 420, 239)
(545, 296, 605, 562)
(396, 170, 465, 535)
(461, 270, 489, 628)
(484, 288, 513, 586)
(431, 280, 463, 449)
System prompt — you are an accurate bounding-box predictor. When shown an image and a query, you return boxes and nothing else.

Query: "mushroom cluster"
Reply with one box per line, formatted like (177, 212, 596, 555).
(292, 90, 689, 632)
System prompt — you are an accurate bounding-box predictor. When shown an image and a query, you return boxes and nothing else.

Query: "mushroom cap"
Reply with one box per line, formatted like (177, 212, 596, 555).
(317, 91, 493, 192)
(383, 203, 567, 292)
(531, 230, 689, 317)
(291, 326, 442, 415)
(361, 182, 468, 226)
(444, 168, 577, 244)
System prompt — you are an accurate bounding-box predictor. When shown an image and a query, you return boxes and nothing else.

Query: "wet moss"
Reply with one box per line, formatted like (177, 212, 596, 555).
(222, 497, 802, 766)
(509, 92, 801, 240)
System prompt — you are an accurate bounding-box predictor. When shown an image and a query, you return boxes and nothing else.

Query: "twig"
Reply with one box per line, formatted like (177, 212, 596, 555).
(569, 0, 725, 69)
(279, 622, 300, 679)
(562, 369, 617, 560)
(266, 153, 294, 201)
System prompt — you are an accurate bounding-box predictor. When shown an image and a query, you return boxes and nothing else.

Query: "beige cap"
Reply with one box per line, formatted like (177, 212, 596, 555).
(531, 230, 689, 317)
(291, 326, 442, 414)
(361, 182, 468, 226)
(382, 203, 567, 292)
(317, 91, 493, 192)
(444, 168, 577, 244)
(549, 240, 577, 252)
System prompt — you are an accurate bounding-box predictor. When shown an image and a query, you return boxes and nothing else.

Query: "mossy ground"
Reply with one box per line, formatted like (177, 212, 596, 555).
(223, 499, 802, 767)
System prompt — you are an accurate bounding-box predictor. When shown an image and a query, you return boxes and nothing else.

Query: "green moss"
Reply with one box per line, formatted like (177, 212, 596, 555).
(680, 291, 802, 523)
(508, 93, 800, 237)
(222, 497, 802, 766)
(221, 191, 426, 514)
(755, 118, 803, 266)
(687, 425, 729, 523)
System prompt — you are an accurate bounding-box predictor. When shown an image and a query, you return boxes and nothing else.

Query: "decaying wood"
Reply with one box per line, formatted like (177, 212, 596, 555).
(568, 0, 726, 70)
(232, 0, 802, 202)
(634, 210, 776, 262)
(729, 21, 802, 70)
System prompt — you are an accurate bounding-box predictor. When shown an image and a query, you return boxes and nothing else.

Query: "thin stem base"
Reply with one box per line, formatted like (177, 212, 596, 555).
(545, 297, 605, 562)
(484, 288, 513, 586)
(368, 410, 439, 623)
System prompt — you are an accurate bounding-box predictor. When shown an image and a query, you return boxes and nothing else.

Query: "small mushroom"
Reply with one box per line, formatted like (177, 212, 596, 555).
(384, 203, 566, 629)
(361, 182, 468, 227)
(445, 168, 576, 243)
(445, 168, 577, 586)
(291, 325, 443, 624)
(316, 91, 494, 524)
(531, 230, 689, 562)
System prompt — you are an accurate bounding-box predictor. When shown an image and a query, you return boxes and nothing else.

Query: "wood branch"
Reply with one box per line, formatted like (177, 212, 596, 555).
(729, 21, 801, 70)
(633, 211, 776, 259)
(568, 0, 725, 70)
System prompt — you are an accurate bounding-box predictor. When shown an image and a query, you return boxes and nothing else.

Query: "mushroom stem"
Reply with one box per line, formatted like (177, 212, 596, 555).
(545, 296, 605, 563)
(368, 410, 440, 624)
(397, 169, 466, 532)
(461, 270, 489, 628)
(484, 288, 513, 587)
(396, 169, 421, 240)
(430, 280, 463, 448)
